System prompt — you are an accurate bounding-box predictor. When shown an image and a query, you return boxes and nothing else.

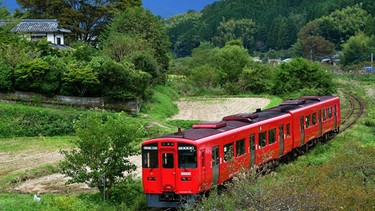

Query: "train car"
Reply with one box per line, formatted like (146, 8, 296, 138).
(142, 96, 341, 208)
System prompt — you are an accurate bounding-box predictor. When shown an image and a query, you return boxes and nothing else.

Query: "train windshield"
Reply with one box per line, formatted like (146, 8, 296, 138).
(142, 143, 158, 168)
(178, 143, 197, 168)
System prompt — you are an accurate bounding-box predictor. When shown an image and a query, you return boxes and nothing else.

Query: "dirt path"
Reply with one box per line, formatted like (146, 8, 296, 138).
(8, 97, 269, 194)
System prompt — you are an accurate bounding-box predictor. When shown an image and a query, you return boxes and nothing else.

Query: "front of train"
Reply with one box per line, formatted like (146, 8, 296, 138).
(142, 138, 203, 208)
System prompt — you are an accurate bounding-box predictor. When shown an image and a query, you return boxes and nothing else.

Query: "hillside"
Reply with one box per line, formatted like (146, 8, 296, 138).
(165, 0, 375, 57)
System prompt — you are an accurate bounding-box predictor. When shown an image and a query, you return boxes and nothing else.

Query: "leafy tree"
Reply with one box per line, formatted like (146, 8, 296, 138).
(60, 111, 146, 199)
(213, 42, 253, 85)
(41, 55, 66, 96)
(212, 18, 256, 49)
(103, 7, 170, 78)
(273, 58, 335, 98)
(14, 58, 50, 92)
(101, 33, 153, 63)
(16, 0, 142, 44)
(298, 5, 370, 51)
(0, 61, 13, 92)
(0, 41, 40, 68)
(340, 32, 375, 66)
(0, 1, 10, 19)
(300, 36, 335, 60)
(62, 60, 99, 96)
(131, 52, 159, 84)
(239, 62, 274, 94)
(70, 41, 98, 62)
(99, 59, 152, 104)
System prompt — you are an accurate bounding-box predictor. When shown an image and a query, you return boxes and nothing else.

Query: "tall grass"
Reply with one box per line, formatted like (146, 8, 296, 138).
(0, 103, 82, 138)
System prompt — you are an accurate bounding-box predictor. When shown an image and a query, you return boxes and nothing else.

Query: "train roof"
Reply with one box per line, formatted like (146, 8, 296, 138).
(157, 96, 338, 141)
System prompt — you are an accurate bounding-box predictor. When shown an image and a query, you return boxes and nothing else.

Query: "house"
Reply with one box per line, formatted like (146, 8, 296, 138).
(10, 19, 71, 45)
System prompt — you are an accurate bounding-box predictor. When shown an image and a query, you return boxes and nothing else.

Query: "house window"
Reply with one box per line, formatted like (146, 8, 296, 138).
(57, 37, 61, 45)
(31, 35, 46, 42)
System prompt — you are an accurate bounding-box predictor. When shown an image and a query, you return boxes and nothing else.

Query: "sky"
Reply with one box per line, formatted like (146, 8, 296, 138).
(3, 0, 217, 18)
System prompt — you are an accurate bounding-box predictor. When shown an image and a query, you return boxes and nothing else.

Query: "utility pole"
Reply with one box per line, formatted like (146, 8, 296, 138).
(371, 53, 373, 67)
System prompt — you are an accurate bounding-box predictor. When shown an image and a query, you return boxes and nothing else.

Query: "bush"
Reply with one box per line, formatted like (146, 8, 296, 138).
(0, 103, 80, 138)
(110, 178, 147, 210)
(0, 61, 13, 92)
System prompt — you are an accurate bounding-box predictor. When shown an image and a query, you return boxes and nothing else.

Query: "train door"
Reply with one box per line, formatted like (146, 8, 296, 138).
(334, 105, 337, 130)
(318, 110, 322, 136)
(300, 116, 305, 145)
(279, 124, 284, 157)
(201, 150, 207, 185)
(211, 146, 219, 186)
(160, 149, 176, 191)
(249, 134, 255, 168)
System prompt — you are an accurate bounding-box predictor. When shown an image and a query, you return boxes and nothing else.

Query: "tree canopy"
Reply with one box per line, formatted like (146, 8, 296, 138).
(16, 0, 142, 44)
(60, 111, 146, 199)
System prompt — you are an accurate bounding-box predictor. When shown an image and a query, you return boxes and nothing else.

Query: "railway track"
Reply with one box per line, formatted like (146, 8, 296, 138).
(339, 91, 366, 133)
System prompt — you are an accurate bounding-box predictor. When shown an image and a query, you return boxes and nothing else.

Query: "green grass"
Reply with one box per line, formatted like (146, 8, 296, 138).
(0, 136, 75, 152)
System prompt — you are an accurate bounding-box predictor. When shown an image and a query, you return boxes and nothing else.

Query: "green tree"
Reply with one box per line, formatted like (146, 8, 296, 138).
(14, 58, 50, 92)
(103, 7, 170, 79)
(0, 41, 40, 68)
(62, 60, 99, 96)
(16, 0, 142, 44)
(340, 32, 375, 66)
(41, 55, 67, 96)
(301, 36, 335, 60)
(212, 18, 256, 49)
(213, 42, 253, 85)
(101, 33, 153, 63)
(273, 58, 335, 98)
(239, 62, 274, 94)
(298, 5, 370, 51)
(99, 59, 151, 104)
(0, 1, 10, 18)
(0, 61, 13, 92)
(60, 111, 145, 199)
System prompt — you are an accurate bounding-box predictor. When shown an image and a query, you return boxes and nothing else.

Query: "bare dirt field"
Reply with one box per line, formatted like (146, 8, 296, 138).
(5, 97, 269, 194)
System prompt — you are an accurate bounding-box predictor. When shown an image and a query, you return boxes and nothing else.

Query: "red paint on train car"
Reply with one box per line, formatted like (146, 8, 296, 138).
(142, 96, 341, 208)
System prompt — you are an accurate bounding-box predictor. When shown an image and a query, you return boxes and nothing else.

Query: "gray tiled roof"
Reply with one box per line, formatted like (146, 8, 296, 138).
(11, 19, 71, 33)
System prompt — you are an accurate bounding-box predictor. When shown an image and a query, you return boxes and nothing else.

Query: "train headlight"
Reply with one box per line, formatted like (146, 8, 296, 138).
(181, 177, 191, 181)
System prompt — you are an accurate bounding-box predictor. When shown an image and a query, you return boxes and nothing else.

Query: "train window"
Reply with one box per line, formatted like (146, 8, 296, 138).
(312, 113, 317, 125)
(323, 109, 327, 121)
(224, 143, 234, 161)
(236, 139, 245, 157)
(178, 144, 197, 168)
(142, 144, 158, 168)
(328, 107, 332, 118)
(268, 128, 276, 144)
(306, 115, 310, 128)
(286, 124, 290, 137)
(162, 153, 174, 168)
(259, 132, 266, 147)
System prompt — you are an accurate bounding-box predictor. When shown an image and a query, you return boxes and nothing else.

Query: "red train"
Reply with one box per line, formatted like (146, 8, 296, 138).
(142, 96, 341, 208)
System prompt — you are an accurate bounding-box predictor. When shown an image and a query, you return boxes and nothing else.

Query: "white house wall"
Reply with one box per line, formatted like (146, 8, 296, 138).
(47, 33, 55, 43)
